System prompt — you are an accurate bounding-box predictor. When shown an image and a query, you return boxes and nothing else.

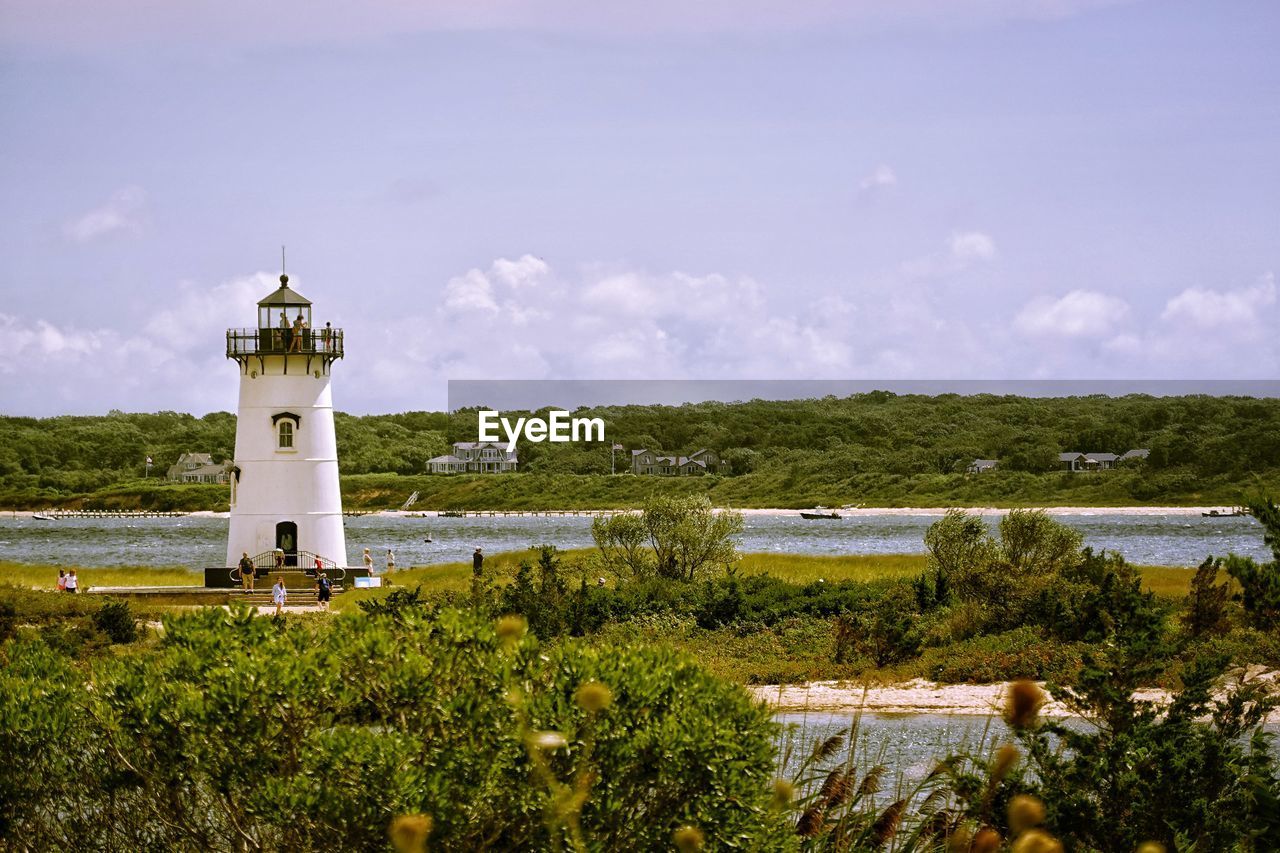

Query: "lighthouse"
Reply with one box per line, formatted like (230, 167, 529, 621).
(221, 273, 348, 576)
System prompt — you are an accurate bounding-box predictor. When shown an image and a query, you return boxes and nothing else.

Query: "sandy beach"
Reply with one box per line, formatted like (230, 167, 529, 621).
(750, 669, 1279, 718)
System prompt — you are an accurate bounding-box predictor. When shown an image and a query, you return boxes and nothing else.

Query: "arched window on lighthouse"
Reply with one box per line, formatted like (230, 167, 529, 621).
(271, 412, 301, 452)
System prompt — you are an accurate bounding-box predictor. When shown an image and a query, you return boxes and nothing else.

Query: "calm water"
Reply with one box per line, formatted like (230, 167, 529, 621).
(0, 511, 1266, 569)
(773, 711, 1280, 787)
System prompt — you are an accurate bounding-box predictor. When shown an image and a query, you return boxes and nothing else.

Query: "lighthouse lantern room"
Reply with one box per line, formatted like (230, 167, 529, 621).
(213, 273, 350, 585)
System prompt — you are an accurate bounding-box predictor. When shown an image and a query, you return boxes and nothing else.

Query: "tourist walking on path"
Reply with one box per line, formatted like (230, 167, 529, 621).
(315, 573, 332, 611)
(64, 569, 78, 593)
(472, 547, 484, 576)
(56, 569, 66, 591)
(239, 552, 255, 591)
(272, 578, 287, 615)
(363, 548, 374, 573)
(386, 549, 395, 573)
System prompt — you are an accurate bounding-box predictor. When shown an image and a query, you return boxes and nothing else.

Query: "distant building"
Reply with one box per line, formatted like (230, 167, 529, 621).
(166, 452, 232, 484)
(1086, 452, 1120, 470)
(1060, 449, 1149, 472)
(631, 448, 727, 476)
(967, 458, 999, 474)
(428, 441, 518, 474)
(1059, 452, 1090, 472)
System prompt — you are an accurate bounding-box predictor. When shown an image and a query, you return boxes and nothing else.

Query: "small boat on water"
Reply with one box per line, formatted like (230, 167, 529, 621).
(1203, 507, 1250, 518)
(32, 513, 56, 521)
(800, 507, 841, 520)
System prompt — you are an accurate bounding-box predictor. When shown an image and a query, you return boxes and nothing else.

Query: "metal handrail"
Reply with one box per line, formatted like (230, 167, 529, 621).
(232, 551, 348, 584)
(226, 327, 344, 358)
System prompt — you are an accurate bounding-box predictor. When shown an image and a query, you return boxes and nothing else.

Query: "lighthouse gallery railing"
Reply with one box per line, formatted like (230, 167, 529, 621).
(226, 327, 344, 359)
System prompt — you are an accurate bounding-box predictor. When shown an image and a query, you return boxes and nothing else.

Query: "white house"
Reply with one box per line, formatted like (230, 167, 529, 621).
(166, 452, 232, 484)
(967, 458, 999, 474)
(428, 441, 518, 474)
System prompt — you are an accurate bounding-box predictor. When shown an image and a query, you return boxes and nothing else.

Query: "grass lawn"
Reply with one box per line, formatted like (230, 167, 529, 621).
(0, 561, 202, 590)
(3, 551, 1196, 602)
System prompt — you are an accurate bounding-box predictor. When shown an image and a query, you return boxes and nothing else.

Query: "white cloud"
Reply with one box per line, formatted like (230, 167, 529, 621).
(145, 273, 275, 352)
(4, 259, 1275, 416)
(857, 164, 897, 193)
(1014, 290, 1129, 338)
(443, 268, 499, 313)
(948, 231, 996, 263)
(0, 310, 235, 413)
(490, 254, 550, 289)
(1160, 273, 1276, 330)
(63, 186, 147, 242)
(901, 230, 997, 279)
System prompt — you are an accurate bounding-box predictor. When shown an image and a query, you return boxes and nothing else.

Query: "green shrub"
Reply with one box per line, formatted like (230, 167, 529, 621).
(924, 627, 1086, 684)
(0, 605, 793, 850)
(1182, 556, 1233, 637)
(91, 600, 137, 644)
(843, 584, 924, 667)
(1224, 496, 1280, 630)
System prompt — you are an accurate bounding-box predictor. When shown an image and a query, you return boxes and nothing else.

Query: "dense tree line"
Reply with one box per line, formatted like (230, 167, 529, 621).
(1, 394, 1277, 500)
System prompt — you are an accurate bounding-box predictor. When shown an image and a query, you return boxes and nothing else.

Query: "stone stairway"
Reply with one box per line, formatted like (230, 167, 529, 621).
(232, 585, 344, 608)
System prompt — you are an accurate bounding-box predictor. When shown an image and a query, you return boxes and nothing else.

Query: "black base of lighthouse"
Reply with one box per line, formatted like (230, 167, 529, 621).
(204, 567, 371, 589)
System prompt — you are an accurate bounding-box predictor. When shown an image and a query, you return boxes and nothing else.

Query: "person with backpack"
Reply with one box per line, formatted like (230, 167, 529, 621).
(315, 572, 332, 611)
(238, 552, 255, 591)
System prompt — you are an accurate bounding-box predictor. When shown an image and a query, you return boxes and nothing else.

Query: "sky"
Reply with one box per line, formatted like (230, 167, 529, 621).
(1, 0, 1277, 416)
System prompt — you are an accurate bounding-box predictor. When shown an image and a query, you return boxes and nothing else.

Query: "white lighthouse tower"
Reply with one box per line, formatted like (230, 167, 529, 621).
(223, 274, 348, 574)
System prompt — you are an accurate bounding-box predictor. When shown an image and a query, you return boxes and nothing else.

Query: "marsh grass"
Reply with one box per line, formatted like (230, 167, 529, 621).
(2, 550, 1194, 604)
(739, 553, 927, 584)
(773, 705, 1010, 849)
(0, 561, 201, 590)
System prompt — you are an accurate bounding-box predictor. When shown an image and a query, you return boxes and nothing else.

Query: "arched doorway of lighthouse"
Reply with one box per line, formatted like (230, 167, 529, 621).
(275, 521, 298, 568)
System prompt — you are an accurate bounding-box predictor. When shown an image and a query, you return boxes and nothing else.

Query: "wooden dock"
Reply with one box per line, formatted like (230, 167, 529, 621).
(431, 509, 631, 518)
(44, 509, 186, 519)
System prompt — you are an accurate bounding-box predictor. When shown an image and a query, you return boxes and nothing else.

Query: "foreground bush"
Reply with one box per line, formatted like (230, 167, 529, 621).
(0, 606, 792, 851)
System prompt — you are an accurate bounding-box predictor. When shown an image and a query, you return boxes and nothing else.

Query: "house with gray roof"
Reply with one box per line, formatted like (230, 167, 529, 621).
(1061, 449, 1150, 472)
(1086, 452, 1120, 469)
(428, 441, 518, 474)
(631, 447, 727, 476)
(166, 452, 232, 483)
(967, 458, 999, 473)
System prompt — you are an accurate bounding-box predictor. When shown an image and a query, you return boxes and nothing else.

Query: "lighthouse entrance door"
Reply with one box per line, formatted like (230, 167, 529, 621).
(275, 521, 298, 567)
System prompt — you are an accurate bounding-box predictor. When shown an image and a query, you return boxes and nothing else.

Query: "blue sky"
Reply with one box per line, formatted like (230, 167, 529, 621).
(1, 0, 1277, 415)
